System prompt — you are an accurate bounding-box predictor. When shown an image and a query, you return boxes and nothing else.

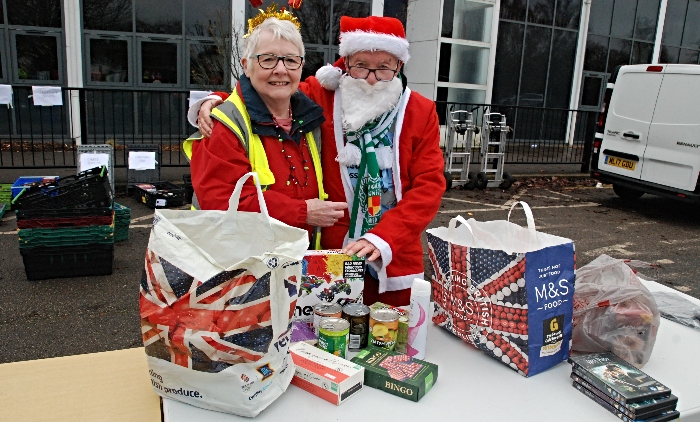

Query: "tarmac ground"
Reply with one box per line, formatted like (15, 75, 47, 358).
(1, 171, 699, 364)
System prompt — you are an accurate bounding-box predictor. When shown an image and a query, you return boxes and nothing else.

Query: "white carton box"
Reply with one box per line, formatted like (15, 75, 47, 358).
(290, 342, 364, 405)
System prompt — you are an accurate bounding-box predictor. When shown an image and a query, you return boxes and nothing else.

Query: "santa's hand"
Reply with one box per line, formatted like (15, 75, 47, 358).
(306, 199, 347, 227)
(343, 239, 381, 262)
(198, 98, 224, 137)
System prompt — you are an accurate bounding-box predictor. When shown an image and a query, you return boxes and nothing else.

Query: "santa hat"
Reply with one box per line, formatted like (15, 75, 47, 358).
(315, 16, 409, 91)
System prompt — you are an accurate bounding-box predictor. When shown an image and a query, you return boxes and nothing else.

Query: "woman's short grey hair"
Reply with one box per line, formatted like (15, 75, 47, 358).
(242, 18, 305, 71)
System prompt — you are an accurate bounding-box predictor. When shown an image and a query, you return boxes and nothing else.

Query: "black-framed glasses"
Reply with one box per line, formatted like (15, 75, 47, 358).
(347, 65, 399, 81)
(255, 54, 304, 70)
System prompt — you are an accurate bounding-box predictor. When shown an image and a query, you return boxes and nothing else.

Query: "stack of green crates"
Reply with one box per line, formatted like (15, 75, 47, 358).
(18, 224, 114, 248)
(114, 202, 131, 242)
(0, 183, 11, 215)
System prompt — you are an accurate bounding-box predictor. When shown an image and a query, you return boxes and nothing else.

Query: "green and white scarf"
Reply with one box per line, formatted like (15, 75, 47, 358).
(346, 104, 400, 239)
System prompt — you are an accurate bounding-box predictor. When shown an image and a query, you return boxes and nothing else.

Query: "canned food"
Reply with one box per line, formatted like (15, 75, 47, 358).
(342, 303, 370, 350)
(313, 303, 343, 336)
(317, 317, 350, 358)
(369, 308, 400, 351)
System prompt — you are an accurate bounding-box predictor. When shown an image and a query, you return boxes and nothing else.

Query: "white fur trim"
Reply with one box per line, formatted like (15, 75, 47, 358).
(336, 143, 361, 167)
(188, 94, 222, 128)
(375, 146, 393, 170)
(392, 89, 411, 201)
(339, 31, 410, 63)
(315, 64, 343, 91)
(384, 273, 424, 293)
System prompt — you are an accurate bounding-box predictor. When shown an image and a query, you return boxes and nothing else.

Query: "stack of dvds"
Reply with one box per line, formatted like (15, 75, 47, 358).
(569, 352, 679, 421)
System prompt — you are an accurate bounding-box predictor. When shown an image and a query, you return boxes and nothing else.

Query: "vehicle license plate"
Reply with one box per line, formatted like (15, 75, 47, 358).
(604, 155, 636, 171)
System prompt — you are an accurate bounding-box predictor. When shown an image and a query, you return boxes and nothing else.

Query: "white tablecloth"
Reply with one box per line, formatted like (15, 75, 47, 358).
(163, 279, 700, 421)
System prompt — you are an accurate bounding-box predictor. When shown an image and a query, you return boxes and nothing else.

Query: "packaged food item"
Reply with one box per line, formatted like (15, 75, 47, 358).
(291, 321, 317, 346)
(370, 303, 408, 352)
(298, 250, 365, 326)
(290, 342, 364, 405)
(351, 346, 438, 402)
(317, 317, 349, 358)
(369, 308, 399, 351)
(313, 303, 342, 336)
(343, 303, 370, 350)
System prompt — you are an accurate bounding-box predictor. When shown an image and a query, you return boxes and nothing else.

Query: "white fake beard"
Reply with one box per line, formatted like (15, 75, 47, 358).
(340, 75, 402, 132)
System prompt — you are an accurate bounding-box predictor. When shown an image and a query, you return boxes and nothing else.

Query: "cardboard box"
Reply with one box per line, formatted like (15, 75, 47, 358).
(351, 346, 438, 402)
(297, 250, 365, 325)
(290, 342, 364, 405)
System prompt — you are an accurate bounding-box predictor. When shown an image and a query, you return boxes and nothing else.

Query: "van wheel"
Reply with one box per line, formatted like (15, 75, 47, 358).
(444, 172, 453, 191)
(613, 184, 644, 200)
(475, 172, 488, 189)
(499, 172, 514, 190)
(464, 172, 477, 190)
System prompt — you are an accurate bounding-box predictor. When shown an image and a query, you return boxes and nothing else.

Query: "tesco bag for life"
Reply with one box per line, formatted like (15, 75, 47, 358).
(426, 202, 575, 377)
(139, 173, 308, 417)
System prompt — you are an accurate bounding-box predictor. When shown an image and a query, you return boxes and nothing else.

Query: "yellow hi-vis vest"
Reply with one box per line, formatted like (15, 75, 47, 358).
(182, 90, 327, 248)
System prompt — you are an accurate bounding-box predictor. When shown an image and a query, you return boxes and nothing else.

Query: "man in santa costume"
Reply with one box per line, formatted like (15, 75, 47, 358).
(191, 16, 444, 307)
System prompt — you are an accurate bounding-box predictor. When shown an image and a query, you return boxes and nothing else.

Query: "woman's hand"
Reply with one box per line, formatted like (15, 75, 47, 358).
(305, 199, 347, 227)
(343, 239, 381, 262)
(198, 98, 224, 137)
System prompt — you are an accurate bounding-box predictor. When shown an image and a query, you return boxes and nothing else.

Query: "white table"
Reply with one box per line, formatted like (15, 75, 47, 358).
(163, 279, 700, 421)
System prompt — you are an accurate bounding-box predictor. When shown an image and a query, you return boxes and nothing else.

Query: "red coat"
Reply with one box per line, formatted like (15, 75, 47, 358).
(189, 77, 325, 238)
(299, 77, 445, 303)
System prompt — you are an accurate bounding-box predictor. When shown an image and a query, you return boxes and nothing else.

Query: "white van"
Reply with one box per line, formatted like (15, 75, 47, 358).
(590, 64, 700, 201)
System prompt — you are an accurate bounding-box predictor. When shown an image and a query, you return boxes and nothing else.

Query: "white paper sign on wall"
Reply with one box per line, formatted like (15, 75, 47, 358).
(32, 86, 63, 106)
(128, 151, 157, 170)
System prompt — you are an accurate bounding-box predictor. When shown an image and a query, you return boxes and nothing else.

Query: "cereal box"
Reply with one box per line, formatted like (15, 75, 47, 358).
(351, 346, 438, 402)
(296, 250, 365, 325)
(290, 342, 364, 405)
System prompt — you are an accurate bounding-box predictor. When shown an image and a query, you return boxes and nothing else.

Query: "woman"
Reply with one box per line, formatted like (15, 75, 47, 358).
(187, 14, 347, 244)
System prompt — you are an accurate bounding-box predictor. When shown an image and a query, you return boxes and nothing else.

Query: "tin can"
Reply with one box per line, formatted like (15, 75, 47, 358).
(342, 303, 370, 350)
(369, 308, 400, 351)
(313, 303, 342, 336)
(395, 313, 410, 354)
(317, 317, 350, 358)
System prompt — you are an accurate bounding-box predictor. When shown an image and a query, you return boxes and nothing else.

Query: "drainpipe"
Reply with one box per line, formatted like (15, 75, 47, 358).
(63, 0, 84, 145)
(652, 0, 668, 63)
(565, 0, 592, 147)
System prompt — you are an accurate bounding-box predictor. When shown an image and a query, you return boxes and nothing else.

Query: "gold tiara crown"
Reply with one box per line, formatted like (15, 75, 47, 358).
(245, 4, 301, 38)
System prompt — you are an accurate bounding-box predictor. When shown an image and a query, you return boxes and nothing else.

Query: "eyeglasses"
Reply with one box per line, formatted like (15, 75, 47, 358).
(255, 54, 304, 70)
(347, 65, 399, 81)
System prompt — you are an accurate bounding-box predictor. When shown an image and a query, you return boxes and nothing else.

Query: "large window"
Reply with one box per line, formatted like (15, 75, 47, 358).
(82, 0, 231, 89)
(492, 0, 580, 108)
(659, 0, 700, 64)
(584, 0, 660, 73)
(437, 0, 495, 105)
(0, 0, 64, 85)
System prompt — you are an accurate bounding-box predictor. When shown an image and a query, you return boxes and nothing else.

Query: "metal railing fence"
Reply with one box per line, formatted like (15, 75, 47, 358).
(1, 88, 597, 170)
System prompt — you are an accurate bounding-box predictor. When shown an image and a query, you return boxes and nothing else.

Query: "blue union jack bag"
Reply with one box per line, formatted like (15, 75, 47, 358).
(140, 173, 308, 416)
(427, 202, 575, 377)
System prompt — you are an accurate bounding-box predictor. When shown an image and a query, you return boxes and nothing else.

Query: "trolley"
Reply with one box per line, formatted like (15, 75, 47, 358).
(443, 109, 482, 190)
(477, 111, 514, 189)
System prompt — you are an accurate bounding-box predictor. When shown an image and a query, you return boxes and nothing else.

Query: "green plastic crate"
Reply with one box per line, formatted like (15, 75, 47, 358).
(18, 224, 114, 248)
(113, 203, 130, 242)
(0, 184, 12, 210)
(0, 203, 6, 220)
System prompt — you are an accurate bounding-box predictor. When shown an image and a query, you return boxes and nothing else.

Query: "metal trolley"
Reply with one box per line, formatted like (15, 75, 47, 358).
(443, 109, 482, 190)
(477, 111, 514, 190)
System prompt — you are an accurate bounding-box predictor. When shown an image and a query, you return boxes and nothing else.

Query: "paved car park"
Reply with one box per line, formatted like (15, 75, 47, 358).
(1, 178, 699, 363)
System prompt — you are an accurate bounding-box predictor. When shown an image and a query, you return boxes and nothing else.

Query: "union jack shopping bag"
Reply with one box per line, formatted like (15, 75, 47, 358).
(427, 202, 576, 377)
(140, 173, 308, 416)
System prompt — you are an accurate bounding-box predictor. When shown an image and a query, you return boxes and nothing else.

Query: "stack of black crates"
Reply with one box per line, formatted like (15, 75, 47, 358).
(12, 166, 115, 281)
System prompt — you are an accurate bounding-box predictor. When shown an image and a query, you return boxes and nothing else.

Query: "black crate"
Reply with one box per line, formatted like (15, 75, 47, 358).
(133, 181, 185, 209)
(13, 167, 112, 211)
(15, 206, 113, 221)
(20, 243, 114, 281)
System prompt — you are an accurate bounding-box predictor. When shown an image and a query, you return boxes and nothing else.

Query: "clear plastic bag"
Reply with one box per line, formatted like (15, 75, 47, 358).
(653, 291, 700, 331)
(572, 255, 660, 368)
